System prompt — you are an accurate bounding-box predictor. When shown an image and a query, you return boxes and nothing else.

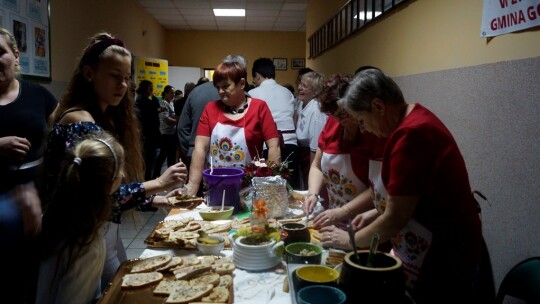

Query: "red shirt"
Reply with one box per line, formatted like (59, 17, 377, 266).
(319, 116, 385, 186)
(197, 98, 279, 159)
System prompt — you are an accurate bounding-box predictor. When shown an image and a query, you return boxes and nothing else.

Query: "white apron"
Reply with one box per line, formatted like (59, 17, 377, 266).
(208, 121, 252, 168)
(321, 152, 367, 210)
(368, 160, 433, 290)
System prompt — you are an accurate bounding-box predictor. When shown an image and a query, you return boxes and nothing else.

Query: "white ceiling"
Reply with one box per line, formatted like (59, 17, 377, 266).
(137, 0, 308, 32)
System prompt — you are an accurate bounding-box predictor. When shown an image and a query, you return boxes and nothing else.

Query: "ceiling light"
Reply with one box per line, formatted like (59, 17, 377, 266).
(354, 11, 382, 20)
(213, 9, 245, 17)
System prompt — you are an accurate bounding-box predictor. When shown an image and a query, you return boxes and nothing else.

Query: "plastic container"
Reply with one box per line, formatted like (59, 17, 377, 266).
(202, 168, 244, 212)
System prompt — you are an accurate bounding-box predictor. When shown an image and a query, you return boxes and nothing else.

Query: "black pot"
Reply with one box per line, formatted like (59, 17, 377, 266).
(280, 222, 311, 246)
(338, 251, 405, 303)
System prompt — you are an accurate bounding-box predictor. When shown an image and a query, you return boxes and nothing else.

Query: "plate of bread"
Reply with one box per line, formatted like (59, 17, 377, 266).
(99, 254, 235, 304)
(145, 217, 233, 249)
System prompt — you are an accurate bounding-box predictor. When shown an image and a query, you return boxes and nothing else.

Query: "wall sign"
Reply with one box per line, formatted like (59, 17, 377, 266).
(135, 57, 168, 97)
(1, 0, 51, 80)
(481, 0, 540, 37)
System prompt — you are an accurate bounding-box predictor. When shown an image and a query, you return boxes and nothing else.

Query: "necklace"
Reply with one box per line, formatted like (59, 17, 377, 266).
(223, 97, 248, 114)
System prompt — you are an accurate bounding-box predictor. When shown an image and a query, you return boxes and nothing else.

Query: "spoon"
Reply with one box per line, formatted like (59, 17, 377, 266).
(221, 189, 226, 211)
(347, 220, 359, 262)
(366, 233, 380, 268)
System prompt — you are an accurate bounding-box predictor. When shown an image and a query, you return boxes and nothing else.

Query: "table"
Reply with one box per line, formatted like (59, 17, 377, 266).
(140, 207, 292, 304)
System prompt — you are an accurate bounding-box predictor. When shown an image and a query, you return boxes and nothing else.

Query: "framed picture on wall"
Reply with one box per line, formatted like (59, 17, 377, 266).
(291, 58, 305, 69)
(1, 0, 51, 80)
(273, 58, 287, 71)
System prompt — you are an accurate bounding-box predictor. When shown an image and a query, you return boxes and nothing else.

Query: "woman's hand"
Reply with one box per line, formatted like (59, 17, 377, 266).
(157, 161, 187, 191)
(351, 209, 380, 231)
(302, 194, 318, 216)
(10, 183, 42, 237)
(320, 226, 352, 250)
(0, 136, 31, 161)
(312, 208, 347, 229)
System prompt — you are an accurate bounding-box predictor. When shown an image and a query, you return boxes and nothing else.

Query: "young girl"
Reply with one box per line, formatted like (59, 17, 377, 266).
(44, 33, 187, 290)
(37, 132, 124, 304)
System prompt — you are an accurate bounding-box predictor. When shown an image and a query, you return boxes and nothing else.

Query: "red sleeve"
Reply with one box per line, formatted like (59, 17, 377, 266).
(196, 102, 221, 137)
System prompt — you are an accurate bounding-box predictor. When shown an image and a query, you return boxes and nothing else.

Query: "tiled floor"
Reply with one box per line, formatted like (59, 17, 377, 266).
(120, 209, 168, 260)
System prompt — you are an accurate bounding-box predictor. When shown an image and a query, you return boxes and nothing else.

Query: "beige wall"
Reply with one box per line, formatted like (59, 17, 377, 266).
(165, 30, 306, 86)
(307, 0, 540, 76)
(50, 0, 166, 83)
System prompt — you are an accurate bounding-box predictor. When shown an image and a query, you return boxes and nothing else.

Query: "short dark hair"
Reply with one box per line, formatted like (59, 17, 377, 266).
(162, 85, 174, 97)
(252, 58, 275, 79)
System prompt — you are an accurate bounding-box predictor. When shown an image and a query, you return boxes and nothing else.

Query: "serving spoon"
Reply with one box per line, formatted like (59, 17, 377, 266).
(347, 220, 359, 262)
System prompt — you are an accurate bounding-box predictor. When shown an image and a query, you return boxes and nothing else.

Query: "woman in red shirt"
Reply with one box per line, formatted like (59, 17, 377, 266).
(185, 61, 280, 196)
(332, 68, 494, 303)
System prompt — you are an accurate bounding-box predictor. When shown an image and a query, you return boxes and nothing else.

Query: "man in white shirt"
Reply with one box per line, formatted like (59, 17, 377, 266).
(249, 57, 300, 188)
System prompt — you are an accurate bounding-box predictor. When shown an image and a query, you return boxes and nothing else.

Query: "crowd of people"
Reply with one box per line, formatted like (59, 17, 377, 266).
(0, 26, 495, 303)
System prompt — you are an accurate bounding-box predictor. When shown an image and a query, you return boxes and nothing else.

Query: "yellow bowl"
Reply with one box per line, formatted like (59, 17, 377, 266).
(296, 265, 340, 286)
(198, 206, 234, 221)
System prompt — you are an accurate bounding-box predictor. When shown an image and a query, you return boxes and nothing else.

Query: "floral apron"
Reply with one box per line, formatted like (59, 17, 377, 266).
(369, 160, 433, 290)
(322, 153, 367, 228)
(208, 121, 252, 168)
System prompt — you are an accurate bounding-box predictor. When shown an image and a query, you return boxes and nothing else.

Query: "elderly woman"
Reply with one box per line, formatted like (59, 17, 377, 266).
(295, 71, 327, 189)
(323, 68, 493, 302)
(302, 74, 384, 230)
(185, 61, 280, 196)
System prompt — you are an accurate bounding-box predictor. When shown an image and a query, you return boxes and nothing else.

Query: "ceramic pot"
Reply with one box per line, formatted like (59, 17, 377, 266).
(284, 242, 322, 264)
(281, 222, 311, 246)
(229, 235, 284, 271)
(338, 251, 405, 303)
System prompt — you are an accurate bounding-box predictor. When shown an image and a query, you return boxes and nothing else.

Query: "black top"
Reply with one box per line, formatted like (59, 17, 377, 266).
(136, 95, 161, 147)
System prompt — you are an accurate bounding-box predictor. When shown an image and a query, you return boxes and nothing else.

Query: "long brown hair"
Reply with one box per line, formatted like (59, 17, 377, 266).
(52, 33, 143, 181)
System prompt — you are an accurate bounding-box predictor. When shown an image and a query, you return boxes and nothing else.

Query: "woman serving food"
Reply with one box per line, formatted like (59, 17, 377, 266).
(323, 68, 494, 302)
(185, 60, 280, 196)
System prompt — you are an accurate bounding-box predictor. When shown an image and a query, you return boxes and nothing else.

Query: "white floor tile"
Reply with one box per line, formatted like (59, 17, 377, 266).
(128, 238, 148, 249)
(126, 248, 145, 260)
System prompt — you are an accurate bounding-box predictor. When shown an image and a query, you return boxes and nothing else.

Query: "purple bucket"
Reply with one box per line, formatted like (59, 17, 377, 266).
(202, 168, 244, 212)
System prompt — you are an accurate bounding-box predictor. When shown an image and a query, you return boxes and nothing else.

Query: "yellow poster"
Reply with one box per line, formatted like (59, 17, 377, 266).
(135, 57, 168, 97)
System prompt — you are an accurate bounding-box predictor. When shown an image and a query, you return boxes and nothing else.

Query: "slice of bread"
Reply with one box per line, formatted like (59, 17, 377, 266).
(156, 256, 183, 272)
(189, 273, 220, 287)
(121, 272, 163, 289)
(153, 279, 190, 295)
(165, 283, 213, 303)
(130, 254, 173, 273)
(173, 265, 212, 280)
(201, 286, 230, 303)
(217, 275, 233, 288)
(214, 262, 235, 275)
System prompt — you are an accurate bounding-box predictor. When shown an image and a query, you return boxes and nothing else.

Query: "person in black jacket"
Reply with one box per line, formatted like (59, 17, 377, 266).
(135, 80, 162, 180)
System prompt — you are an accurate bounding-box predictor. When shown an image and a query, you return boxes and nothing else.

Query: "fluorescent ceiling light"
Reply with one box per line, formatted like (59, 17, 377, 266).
(213, 9, 245, 17)
(354, 11, 382, 20)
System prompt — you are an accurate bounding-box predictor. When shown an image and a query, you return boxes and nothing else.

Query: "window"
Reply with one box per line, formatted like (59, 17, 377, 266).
(308, 0, 409, 58)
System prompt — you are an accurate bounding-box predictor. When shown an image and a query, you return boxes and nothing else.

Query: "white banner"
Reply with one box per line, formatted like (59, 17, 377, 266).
(481, 0, 540, 37)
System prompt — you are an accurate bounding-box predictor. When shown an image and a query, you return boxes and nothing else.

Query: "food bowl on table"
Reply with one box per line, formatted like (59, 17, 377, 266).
(297, 285, 347, 304)
(198, 206, 234, 221)
(284, 242, 322, 264)
(195, 234, 225, 255)
(295, 265, 340, 289)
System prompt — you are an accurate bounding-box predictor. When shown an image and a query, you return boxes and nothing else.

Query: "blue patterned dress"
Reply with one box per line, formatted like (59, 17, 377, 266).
(45, 121, 149, 224)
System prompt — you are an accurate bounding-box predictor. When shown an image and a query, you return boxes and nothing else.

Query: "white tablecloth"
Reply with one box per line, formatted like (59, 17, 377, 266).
(140, 209, 293, 304)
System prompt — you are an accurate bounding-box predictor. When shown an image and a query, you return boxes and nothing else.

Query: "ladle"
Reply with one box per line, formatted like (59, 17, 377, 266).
(347, 220, 359, 262)
(366, 233, 380, 268)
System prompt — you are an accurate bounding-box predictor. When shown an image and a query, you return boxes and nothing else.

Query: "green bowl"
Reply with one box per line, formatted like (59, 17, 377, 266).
(199, 206, 234, 221)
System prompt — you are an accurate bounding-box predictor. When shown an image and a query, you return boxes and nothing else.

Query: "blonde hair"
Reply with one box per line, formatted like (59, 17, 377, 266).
(0, 27, 20, 74)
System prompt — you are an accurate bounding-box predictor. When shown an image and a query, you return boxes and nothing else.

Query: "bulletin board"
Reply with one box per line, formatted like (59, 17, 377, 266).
(0, 0, 51, 80)
(135, 56, 168, 97)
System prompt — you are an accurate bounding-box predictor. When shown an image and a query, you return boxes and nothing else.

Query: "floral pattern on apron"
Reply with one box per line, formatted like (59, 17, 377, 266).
(369, 159, 432, 291)
(208, 122, 252, 168)
(322, 153, 367, 209)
